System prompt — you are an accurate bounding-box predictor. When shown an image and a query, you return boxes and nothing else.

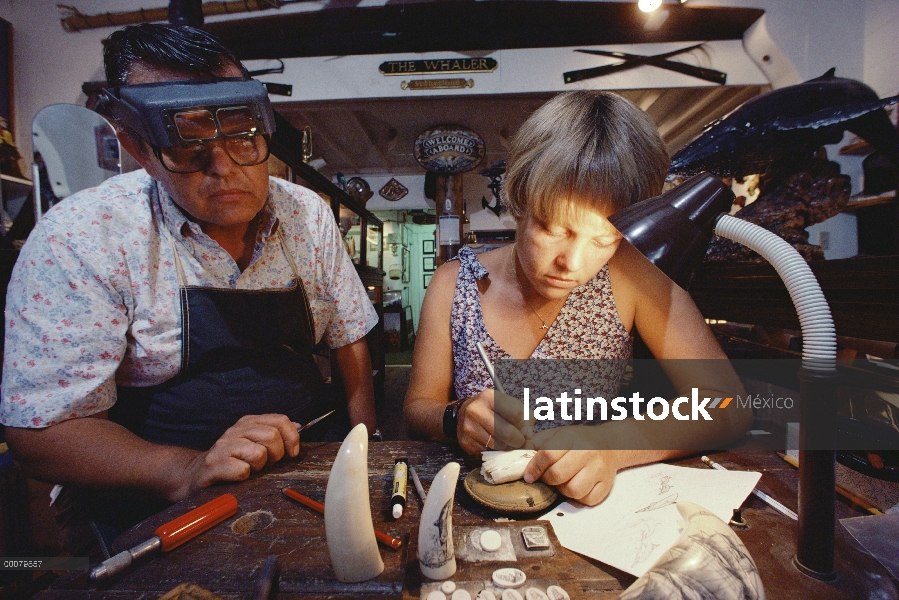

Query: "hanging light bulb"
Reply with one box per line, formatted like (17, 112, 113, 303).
(638, 0, 663, 12)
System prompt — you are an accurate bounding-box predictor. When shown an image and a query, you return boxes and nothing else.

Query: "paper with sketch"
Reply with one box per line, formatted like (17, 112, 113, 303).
(540, 462, 761, 577)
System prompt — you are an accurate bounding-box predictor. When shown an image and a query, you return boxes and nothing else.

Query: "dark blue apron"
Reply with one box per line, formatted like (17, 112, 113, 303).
(71, 229, 346, 551)
(110, 229, 334, 450)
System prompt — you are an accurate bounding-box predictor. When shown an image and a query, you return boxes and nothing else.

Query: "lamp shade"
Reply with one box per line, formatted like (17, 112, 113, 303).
(609, 172, 734, 289)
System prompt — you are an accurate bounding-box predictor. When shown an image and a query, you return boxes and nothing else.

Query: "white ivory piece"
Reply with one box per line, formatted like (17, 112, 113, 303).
(481, 449, 537, 484)
(418, 461, 461, 580)
(324, 423, 384, 583)
(620, 502, 765, 600)
(492, 567, 527, 588)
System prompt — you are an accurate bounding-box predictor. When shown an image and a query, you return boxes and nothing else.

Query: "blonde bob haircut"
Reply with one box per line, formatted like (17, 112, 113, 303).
(502, 90, 669, 223)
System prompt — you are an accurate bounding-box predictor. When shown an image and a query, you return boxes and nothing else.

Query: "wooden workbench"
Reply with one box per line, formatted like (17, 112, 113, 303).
(36, 443, 898, 599)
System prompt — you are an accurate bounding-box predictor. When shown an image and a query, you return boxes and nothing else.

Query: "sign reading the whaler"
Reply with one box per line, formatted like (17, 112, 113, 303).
(379, 58, 497, 76)
(414, 126, 486, 174)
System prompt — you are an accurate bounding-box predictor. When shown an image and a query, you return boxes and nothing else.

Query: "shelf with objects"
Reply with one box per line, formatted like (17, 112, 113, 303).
(684, 133, 899, 349)
(1, 172, 33, 232)
(268, 111, 386, 405)
(1, 172, 33, 247)
(380, 219, 414, 354)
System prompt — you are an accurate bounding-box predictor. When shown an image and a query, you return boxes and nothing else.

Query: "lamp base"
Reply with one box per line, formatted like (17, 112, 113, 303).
(792, 555, 838, 582)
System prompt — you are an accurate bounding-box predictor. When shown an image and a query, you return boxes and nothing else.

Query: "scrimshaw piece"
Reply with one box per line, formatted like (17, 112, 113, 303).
(620, 502, 765, 600)
(418, 461, 461, 580)
(481, 450, 537, 484)
(324, 423, 384, 582)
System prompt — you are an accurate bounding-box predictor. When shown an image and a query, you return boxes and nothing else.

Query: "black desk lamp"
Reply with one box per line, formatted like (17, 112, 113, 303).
(610, 172, 839, 580)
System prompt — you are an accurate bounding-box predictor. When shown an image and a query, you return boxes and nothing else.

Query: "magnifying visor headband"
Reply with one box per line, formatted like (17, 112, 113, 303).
(102, 78, 276, 149)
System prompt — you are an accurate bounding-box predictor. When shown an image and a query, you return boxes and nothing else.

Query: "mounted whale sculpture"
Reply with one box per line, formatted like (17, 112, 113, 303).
(669, 69, 899, 183)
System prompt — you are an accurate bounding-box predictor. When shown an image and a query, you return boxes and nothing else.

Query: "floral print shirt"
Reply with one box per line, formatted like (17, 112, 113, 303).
(1, 170, 377, 428)
(450, 247, 632, 426)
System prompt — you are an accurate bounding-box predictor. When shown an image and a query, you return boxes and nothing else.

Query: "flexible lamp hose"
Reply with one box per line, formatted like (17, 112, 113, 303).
(713, 214, 837, 371)
(714, 213, 839, 580)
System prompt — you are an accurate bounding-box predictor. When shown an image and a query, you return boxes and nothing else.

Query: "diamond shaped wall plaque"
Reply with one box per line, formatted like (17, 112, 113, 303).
(379, 178, 409, 202)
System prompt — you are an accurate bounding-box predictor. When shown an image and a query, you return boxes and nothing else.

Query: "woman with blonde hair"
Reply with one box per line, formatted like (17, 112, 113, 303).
(405, 91, 750, 506)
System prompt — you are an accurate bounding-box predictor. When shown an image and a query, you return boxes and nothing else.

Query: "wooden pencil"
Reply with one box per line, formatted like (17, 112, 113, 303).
(282, 488, 404, 549)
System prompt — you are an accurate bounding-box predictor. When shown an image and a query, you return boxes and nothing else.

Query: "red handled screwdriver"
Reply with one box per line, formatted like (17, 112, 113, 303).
(90, 493, 238, 581)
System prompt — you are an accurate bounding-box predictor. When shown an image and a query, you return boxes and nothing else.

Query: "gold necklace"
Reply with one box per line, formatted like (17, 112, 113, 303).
(510, 245, 561, 330)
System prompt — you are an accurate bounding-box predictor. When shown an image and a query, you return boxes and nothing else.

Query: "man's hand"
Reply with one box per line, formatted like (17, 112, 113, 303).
(175, 414, 301, 500)
(6, 412, 304, 505)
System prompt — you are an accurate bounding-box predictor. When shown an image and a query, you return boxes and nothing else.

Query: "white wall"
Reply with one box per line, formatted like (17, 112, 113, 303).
(243, 39, 766, 105)
(807, 213, 859, 260)
(863, 0, 899, 97)
(404, 223, 437, 333)
(364, 175, 432, 213)
(1, 1, 113, 165)
(695, 0, 866, 83)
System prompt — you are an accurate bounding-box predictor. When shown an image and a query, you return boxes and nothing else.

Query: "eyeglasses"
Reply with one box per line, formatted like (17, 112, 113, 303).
(152, 106, 270, 174)
(153, 133, 270, 174)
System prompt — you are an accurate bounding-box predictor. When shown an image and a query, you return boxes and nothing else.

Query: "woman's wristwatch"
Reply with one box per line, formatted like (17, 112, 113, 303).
(442, 400, 464, 440)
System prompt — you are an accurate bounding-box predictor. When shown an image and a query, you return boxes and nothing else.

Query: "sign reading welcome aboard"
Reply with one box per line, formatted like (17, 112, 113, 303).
(414, 126, 486, 174)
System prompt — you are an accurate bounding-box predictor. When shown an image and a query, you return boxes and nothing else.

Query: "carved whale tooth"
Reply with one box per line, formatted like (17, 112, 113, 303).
(418, 461, 461, 580)
(324, 423, 384, 583)
(481, 449, 537, 484)
(620, 502, 765, 600)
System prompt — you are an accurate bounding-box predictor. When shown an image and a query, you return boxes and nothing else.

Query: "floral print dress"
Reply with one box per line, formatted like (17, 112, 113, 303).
(450, 247, 632, 428)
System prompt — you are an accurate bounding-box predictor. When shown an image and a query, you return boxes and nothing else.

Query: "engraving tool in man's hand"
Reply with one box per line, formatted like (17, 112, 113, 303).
(297, 410, 335, 433)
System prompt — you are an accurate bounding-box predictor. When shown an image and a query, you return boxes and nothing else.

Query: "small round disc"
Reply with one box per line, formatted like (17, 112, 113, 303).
(479, 529, 503, 552)
(525, 588, 549, 600)
(492, 568, 526, 588)
(441, 581, 457, 594)
(546, 586, 571, 600)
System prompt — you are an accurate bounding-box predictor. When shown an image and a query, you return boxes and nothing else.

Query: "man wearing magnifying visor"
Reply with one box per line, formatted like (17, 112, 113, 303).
(1, 24, 379, 552)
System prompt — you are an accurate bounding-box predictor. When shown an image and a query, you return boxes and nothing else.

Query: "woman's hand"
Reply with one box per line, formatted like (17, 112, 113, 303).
(456, 389, 529, 455)
(524, 448, 621, 506)
(524, 425, 624, 506)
